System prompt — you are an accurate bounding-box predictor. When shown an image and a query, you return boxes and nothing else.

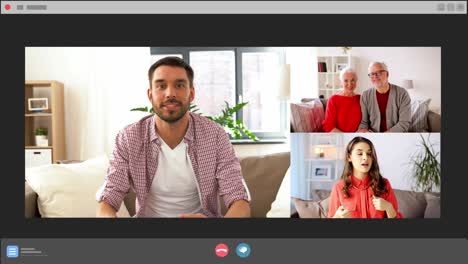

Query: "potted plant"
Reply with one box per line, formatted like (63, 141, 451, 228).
(340, 47, 352, 55)
(408, 134, 441, 192)
(35, 127, 49, 147)
(131, 102, 259, 141)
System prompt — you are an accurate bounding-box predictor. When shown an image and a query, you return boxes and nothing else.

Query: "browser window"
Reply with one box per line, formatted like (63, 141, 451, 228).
(1, 1, 467, 263)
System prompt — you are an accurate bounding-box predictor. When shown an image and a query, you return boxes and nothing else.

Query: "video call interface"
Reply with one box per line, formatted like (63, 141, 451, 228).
(1, 1, 468, 263)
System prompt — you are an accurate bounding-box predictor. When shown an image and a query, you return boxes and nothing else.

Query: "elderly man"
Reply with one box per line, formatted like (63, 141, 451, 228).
(97, 56, 251, 218)
(358, 62, 411, 133)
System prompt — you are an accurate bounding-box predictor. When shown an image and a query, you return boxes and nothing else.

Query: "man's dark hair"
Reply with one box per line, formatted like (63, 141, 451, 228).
(148, 56, 194, 88)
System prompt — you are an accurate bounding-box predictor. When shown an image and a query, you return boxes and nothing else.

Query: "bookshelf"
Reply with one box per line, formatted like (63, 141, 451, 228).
(317, 55, 353, 99)
(25, 80, 65, 166)
(305, 134, 345, 200)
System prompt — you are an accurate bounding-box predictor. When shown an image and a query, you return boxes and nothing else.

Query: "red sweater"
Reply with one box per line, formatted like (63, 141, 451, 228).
(328, 175, 403, 218)
(376, 89, 390, 132)
(322, 94, 361, 132)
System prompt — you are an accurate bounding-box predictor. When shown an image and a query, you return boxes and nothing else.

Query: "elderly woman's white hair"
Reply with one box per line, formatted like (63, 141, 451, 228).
(339, 67, 358, 81)
(368, 61, 389, 72)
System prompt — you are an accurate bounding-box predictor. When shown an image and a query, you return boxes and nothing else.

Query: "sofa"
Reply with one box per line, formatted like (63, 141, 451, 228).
(291, 98, 441, 132)
(25, 152, 290, 218)
(292, 188, 440, 218)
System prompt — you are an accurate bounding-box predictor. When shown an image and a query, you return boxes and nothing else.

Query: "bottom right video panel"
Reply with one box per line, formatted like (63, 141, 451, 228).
(290, 133, 441, 219)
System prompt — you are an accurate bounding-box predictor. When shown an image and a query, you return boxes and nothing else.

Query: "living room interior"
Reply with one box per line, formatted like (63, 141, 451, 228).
(24, 46, 441, 219)
(291, 133, 441, 218)
(289, 47, 441, 133)
(24, 47, 293, 218)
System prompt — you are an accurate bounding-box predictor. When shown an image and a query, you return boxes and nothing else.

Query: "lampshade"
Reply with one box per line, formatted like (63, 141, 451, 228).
(278, 64, 290, 99)
(402, 79, 414, 89)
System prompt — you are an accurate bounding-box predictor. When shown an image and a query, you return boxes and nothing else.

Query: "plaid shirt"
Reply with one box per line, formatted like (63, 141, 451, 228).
(99, 112, 249, 217)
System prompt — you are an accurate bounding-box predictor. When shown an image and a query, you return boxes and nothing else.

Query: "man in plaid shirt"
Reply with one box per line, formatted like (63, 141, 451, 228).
(97, 57, 251, 218)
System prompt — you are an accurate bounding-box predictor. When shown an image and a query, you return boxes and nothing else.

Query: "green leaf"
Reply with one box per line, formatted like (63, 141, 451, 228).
(130, 107, 150, 112)
(408, 134, 440, 192)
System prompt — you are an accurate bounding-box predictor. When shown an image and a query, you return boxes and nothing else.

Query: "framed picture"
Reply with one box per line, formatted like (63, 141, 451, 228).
(310, 164, 332, 181)
(28, 98, 49, 111)
(335, 63, 348, 72)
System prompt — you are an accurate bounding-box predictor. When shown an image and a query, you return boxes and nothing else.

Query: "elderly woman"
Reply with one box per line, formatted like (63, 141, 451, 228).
(322, 67, 361, 132)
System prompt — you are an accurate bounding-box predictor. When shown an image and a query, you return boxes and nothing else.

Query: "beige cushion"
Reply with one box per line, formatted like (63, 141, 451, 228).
(427, 111, 441, 132)
(239, 152, 290, 217)
(319, 197, 330, 217)
(409, 98, 431, 132)
(293, 198, 320, 218)
(394, 189, 426, 218)
(292, 198, 328, 218)
(25, 155, 130, 217)
(424, 193, 441, 218)
(294, 189, 438, 219)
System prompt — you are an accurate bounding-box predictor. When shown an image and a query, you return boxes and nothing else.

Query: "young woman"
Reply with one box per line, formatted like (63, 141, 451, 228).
(328, 136, 402, 218)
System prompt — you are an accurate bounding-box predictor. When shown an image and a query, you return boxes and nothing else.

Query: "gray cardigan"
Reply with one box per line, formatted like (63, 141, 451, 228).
(359, 83, 411, 132)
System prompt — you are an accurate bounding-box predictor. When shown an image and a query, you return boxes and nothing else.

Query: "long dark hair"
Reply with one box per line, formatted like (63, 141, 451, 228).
(341, 137, 388, 197)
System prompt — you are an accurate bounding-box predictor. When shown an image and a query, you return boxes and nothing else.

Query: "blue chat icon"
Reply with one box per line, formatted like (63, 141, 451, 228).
(236, 243, 251, 258)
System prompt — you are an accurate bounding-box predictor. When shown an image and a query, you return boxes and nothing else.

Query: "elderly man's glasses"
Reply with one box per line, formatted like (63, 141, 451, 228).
(368, 70, 387, 78)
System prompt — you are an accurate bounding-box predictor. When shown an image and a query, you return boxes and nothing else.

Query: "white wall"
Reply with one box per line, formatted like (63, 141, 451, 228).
(286, 47, 318, 103)
(353, 47, 441, 113)
(26, 47, 152, 160)
(343, 133, 441, 191)
(297, 47, 441, 113)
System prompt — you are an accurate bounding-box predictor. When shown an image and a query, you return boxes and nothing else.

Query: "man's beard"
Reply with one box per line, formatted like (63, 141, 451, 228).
(153, 98, 190, 123)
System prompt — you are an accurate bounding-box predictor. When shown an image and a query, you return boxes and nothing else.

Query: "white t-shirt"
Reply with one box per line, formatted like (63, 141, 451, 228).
(144, 139, 202, 217)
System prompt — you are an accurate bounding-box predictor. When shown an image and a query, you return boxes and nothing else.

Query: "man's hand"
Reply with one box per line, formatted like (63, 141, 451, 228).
(179, 213, 208, 218)
(97, 201, 117, 218)
(357, 128, 373, 133)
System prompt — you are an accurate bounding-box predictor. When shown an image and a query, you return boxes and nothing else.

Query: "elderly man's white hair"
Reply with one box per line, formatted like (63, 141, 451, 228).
(368, 61, 389, 72)
(339, 67, 358, 81)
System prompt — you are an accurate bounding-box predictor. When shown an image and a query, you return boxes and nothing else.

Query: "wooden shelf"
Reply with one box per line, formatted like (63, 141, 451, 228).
(25, 113, 53, 117)
(25, 80, 65, 164)
(26, 146, 53, 149)
(317, 55, 353, 99)
(306, 158, 338, 162)
(26, 80, 62, 87)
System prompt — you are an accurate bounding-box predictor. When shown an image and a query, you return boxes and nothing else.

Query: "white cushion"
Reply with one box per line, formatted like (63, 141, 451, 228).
(25, 155, 130, 217)
(409, 98, 431, 132)
(266, 167, 291, 218)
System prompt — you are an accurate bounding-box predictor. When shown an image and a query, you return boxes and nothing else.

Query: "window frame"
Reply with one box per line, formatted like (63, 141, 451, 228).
(150, 47, 287, 142)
